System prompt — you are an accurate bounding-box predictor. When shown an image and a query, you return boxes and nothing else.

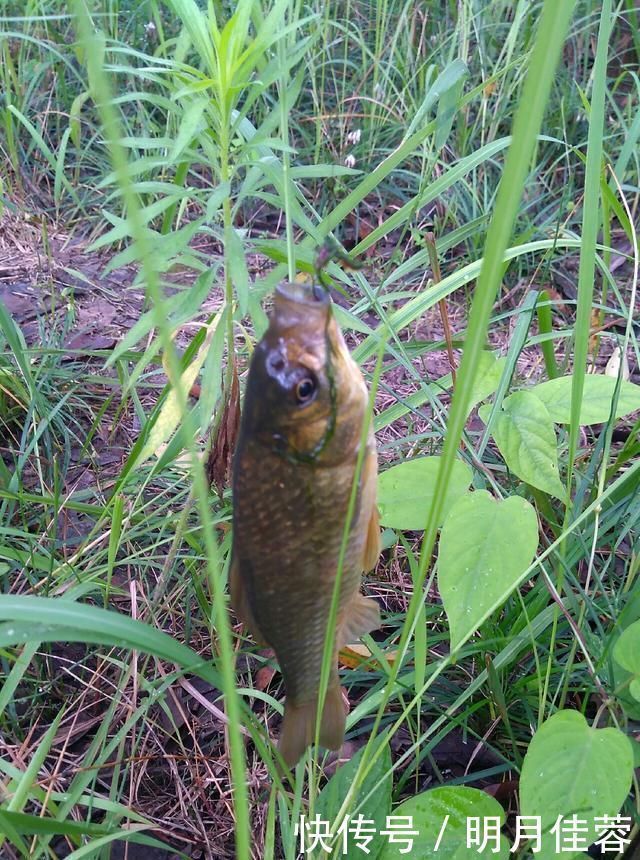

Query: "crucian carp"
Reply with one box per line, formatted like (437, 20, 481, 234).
(231, 280, 381, 766)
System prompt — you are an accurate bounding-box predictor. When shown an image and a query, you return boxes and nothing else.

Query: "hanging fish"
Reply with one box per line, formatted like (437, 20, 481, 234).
(231, 280, 381, 766)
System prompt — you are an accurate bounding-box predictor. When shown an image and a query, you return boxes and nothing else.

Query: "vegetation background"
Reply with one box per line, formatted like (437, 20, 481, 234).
(0, 0, 639, 858)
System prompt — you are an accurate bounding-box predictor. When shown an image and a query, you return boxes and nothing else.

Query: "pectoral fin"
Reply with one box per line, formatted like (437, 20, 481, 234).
(229, 555, 269, 647)
(337, 591, 381, 647)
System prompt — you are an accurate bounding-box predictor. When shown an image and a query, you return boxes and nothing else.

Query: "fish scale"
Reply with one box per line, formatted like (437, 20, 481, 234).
(234, 454, 363, 701)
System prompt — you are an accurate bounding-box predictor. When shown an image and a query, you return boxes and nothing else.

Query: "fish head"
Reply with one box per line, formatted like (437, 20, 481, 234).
(242, 281, 367, 463)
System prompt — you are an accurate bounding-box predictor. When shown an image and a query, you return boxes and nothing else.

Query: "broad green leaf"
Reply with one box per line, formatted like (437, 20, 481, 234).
(520, 711, 634, 859)
(613, 620, 640, 702)
(377, 457, 473, 531)
(532, 374, 640, 424)
(379, 786, 509, 859)
(316, 738, 391, 860)
(490, 391, 564, 497)
(608, 588, 640, 719)
(438, 491, 538, 650)
(467, 352, 508, 413)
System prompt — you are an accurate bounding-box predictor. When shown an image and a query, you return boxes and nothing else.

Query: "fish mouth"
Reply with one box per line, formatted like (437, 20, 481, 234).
(275, 281, 330, 307)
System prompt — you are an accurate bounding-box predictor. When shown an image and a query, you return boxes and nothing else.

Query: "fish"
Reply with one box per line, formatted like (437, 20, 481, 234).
(230, 280, 381, 767)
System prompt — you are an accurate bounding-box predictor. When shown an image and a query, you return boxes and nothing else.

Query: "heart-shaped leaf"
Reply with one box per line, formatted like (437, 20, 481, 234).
(520, 710, 634, 859)
(467, 352, 508, 413)
(607, 590, 640, 719)
(490, 390, 564, 497)
(316, 738, 392, 860)
(531, 374, 640, 424)
(378, 457, 472, 531)
(613, 619, 640, 702)
(438, 491, 538, 649)
(379, 786, 509, 859)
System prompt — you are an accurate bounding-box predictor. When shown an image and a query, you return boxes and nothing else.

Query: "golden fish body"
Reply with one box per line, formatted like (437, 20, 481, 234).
(231, 281, 380, 766)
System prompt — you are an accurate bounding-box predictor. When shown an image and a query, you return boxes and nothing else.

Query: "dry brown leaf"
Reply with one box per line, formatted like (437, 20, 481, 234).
(338, 643, 397, 670)
(255, 665, 276, 692)
(207, 362, 240, 496)
(483, 80, 497, 98)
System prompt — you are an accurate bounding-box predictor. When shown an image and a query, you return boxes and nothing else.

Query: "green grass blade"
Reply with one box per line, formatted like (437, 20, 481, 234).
(566, 0, 613, 492)
(0, 596, 220, 683)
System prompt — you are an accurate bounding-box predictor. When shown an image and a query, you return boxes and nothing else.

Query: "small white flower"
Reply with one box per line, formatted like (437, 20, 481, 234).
(344, 154, 356, 168)
(346, 129, 361, 145)
(144, 21, 157, 35)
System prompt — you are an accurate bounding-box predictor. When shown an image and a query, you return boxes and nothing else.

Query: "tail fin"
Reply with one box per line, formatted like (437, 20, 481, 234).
(279, 686, 346, 767)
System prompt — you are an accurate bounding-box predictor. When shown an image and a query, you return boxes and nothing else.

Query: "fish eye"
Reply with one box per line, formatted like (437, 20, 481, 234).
(295, 376, 316, 405)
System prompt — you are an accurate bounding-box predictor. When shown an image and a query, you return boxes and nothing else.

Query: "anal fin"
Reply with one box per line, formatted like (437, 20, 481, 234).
(337, 591, 381, 648)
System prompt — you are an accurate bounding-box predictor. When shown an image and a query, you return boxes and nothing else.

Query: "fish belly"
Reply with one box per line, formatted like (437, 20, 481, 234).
(233, 441, 365, 704)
